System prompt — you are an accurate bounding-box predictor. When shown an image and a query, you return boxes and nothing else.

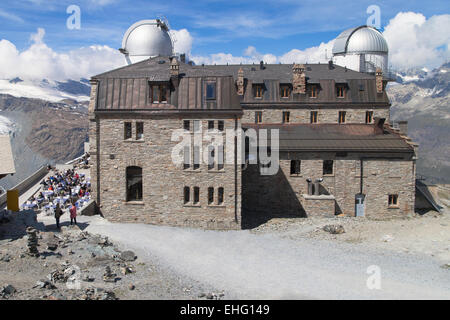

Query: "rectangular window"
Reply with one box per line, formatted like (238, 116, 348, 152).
(184, 187, 190, 204)
(193, 187, 200, 204)
(150, 84, 168, 103)
(218, 145, 224, 171)
(208, 187, 214, 205)
(208, 146, 215, 170)
(254, 84, 264, 98)
(280, 85, 291, 98)
(183, 120, 190, 131)
(183, 146, 191, 170)
(366, 111, 374, 124)
(218, 120, 224, 131)
(290, 160, 301, 175)
(193, 120, 201, 133)
(208, 120, 215, 130)
(310, 85, 318, 98)
(206, 82, 216, 100)
(124, 122, 132, 140)
(389, 194, 399, 207)
(282, 111, 290, 123)
(337, 86, 345, 98)
(323, 160, 334, 175)
(310, 111, 318, 124)
(193, 145, 200, 170)
(218, 187, 224, 205)
(255, 111, 263, 124)
(136, 122, 144, 140)
(126, 166, 142, 202)
(339, 111, 346, 124)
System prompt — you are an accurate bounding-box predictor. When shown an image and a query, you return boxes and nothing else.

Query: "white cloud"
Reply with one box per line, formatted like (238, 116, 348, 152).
(0, 28, 125, 81)
(170, 29, 194, 56)
(191, 41, 333, 66)
(383, 12, 450, 70)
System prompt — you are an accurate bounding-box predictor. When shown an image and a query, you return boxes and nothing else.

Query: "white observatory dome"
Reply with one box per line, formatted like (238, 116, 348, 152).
(120, 19, 173, 64)
(332, 26, 389, 74)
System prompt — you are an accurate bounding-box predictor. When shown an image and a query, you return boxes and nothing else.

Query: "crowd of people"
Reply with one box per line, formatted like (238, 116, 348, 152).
(22, 167, 91, 227)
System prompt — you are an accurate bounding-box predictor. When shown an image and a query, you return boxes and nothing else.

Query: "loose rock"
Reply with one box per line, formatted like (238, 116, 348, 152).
(323, 225, 345, 234)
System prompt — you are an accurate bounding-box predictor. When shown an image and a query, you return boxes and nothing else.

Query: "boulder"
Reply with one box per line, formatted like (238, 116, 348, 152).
(323, 225, 345, 234)
(120, 250, 137, 262)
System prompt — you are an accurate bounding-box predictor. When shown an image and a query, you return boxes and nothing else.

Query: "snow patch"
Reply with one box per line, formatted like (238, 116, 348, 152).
(0, 79, 89, 102)
(0, 115, 14, 135)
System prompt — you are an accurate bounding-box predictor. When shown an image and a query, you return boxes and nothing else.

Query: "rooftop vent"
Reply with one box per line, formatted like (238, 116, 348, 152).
(260, 61, 265, 70)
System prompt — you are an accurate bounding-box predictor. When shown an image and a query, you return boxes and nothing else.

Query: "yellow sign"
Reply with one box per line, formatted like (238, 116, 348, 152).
(7, 190, 19, 212)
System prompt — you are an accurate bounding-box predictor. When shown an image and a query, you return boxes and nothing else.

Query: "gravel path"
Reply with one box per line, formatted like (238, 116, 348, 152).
(82, 216, 450, 300)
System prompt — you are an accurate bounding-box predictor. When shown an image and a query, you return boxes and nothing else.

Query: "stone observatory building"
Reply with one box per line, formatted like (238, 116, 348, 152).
(88, 21, 418, 229)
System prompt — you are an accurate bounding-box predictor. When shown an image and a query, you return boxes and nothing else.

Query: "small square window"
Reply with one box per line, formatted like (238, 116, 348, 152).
(151, 84, 168, 103)
(290, 160, 301, 175)
(389, 194, 399, 207)
(280, 85, 291, 98)
(337, 86, 345, 98)
(254, 84, 264, 98)
(218, 120, 224, 131)
(208, 121, 215, 130)
(183, 120, 190, 131)
(323, 160, 334, 175)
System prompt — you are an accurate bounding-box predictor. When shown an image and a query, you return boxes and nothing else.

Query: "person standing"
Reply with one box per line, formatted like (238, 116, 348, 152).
(54, 203, 62, 229)
(70, 203, 77, 226)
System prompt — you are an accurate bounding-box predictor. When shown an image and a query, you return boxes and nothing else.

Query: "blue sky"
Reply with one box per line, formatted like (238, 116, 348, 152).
(0, 0, 448, 55)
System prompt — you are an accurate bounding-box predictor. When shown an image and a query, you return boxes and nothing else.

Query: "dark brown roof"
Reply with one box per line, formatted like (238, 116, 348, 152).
(92, 56, 390, 111)
(242, 123, 414, 153)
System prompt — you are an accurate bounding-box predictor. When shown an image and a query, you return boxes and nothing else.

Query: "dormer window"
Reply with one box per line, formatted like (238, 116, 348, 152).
(309, 85, 318, 98)
(280, 85, 291, 98)
(150, 84, 168, 103)
(336, 85, 345, 98)
(206, 82, 216, 100)
(253, 84, 264, 98)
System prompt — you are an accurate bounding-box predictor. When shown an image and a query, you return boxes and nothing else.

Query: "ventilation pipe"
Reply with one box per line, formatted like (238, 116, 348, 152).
(314, 178, 323, 196)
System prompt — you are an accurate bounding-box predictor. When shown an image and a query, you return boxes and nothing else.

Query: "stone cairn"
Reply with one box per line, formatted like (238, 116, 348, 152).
(103, 266, 116, 283)
(26, 227, 39, 257)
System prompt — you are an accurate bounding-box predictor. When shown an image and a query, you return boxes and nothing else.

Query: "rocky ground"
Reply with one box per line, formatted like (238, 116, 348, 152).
(251, 210, 450, 263)
(0, 211, 225, 300)
(0, 204, 449, 300)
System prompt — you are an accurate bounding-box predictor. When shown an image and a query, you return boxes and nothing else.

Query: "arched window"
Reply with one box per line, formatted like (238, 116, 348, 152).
(126, 166, 142, 201)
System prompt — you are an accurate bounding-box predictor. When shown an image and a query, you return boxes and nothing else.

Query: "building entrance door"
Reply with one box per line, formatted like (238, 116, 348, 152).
(355, 194, 365, 217)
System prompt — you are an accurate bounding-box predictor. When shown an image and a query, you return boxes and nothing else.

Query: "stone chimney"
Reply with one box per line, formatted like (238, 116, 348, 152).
(170, 57, 180, 77)
(293, 64, 306, 94)
(237, 67, 245, 96)
(376, 68, 383, 93)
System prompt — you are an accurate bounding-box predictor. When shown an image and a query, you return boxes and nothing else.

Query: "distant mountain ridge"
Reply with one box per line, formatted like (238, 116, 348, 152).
(389, 62, 450, 184)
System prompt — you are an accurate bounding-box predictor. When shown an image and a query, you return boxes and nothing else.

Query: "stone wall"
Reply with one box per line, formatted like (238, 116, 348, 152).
(242, 152, 416, 227)
(241, 107, 390, 124)
(90, 114, 241, 230)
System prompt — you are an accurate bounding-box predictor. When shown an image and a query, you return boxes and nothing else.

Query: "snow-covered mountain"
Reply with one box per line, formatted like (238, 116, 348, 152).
(0, 77, 91, 103)
(389, 62, 450, 184)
